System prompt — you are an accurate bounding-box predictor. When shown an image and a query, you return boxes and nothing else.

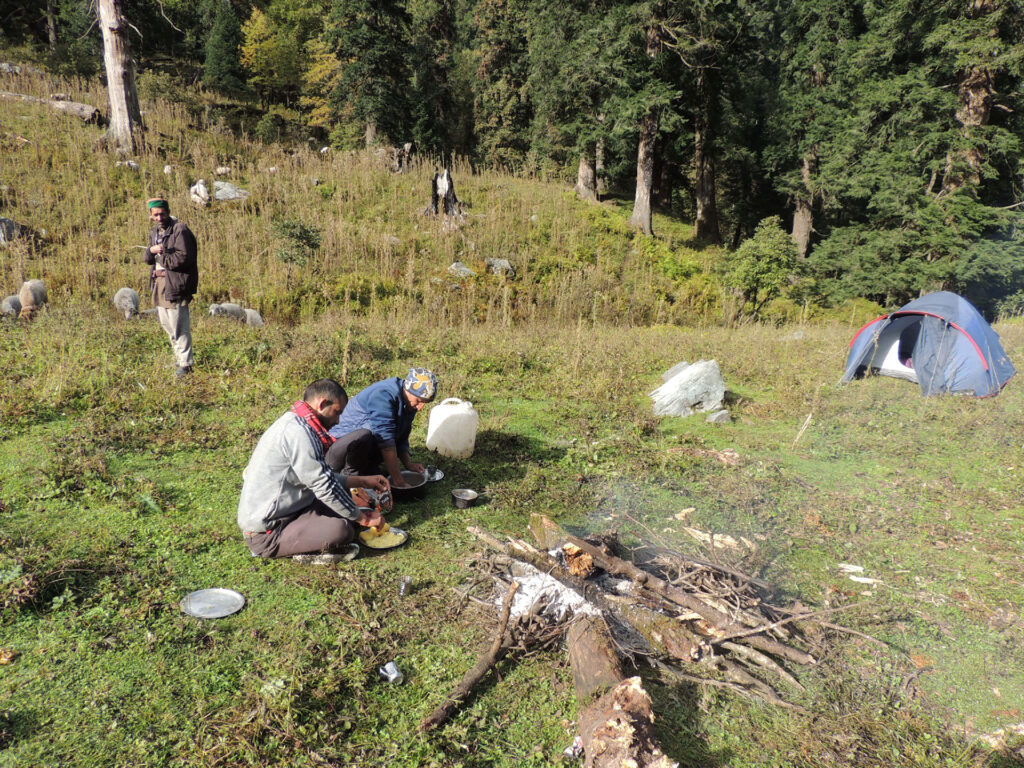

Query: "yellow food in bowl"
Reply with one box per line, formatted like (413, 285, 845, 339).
(359, 526, 405, 548)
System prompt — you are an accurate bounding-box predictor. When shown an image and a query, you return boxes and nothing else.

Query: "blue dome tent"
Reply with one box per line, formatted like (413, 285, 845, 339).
(842, 292, 1016, 397)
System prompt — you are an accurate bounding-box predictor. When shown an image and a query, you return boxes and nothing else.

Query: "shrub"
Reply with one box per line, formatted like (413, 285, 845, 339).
(724, 216, 799, 321)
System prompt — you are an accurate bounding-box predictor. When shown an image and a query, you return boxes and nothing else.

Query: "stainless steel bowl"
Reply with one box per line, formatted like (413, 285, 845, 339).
(451, 488, 479, 509)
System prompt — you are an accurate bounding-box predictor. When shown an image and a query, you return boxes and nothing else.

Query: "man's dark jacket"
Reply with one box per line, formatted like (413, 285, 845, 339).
(146, 218, 198, 302)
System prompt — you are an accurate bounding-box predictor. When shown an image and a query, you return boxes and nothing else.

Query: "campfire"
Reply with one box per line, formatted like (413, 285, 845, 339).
(421, 515, 860, 767)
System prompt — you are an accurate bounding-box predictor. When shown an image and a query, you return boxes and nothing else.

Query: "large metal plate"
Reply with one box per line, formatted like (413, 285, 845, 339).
(180, 588, 246, 619)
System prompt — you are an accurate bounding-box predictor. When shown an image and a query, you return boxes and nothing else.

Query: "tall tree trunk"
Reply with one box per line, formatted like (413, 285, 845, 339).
(941, 0, 997, 195)
(365, 120, 378, 147)
(693, 69, 721, 244)
(791, 147, 818, 258)
(46, 0, 58, 49)
(595, 138, 606, 195)
(628, 108, 659, 236)
(575, 145, 598, 202)
(97, 0, 143, 155)
(628, 27, 661, 236)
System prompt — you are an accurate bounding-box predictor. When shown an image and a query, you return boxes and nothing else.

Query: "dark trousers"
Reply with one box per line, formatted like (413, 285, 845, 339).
(244, 500, 355, 558)
(326, 429, 382, 476)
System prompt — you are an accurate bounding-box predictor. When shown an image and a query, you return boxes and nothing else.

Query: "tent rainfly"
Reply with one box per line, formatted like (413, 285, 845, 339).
(842, 292, 1016, 397)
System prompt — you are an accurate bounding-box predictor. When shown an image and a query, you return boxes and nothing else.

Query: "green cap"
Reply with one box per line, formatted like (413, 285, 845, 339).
(147, 198, 169, 210)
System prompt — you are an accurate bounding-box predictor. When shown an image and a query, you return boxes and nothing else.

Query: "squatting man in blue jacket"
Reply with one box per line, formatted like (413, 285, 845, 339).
(327, 367, 438, 488)
(236, 379, 390, 564)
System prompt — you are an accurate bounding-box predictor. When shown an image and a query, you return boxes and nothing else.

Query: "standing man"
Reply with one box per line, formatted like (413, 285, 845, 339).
(237, 378, 390, 563)
(145, 197, 198, 377)
(327, 367, 438, 487)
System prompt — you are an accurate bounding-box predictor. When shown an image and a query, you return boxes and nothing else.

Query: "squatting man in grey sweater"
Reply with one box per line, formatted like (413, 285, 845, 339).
(237, 379, 390, 563)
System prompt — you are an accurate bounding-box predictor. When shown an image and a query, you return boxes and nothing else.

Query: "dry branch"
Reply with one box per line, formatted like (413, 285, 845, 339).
(418, 580, 519, 732)
(0, 91, 101, 122)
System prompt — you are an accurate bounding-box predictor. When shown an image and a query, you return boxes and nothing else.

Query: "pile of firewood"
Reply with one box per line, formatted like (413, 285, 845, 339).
(422, 514, 860, 767)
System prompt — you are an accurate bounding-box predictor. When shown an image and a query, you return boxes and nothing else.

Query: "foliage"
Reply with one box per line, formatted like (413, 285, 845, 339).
(724, 215, 799, 320)
(203, 0, 247, 96)
(320, 0, 413, 148)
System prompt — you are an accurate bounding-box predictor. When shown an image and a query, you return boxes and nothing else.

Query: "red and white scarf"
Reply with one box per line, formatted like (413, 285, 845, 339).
(291, 400, 336, 453)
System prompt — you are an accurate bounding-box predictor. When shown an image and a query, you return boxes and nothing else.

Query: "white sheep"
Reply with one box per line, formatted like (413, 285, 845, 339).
(113, 287, 140, 319)
(1, 294, 21, 317)
(243, 308, 264, 328)
(190, 179, 209, 207)
(209, 302, 245, 320)
(17, 279, 47, 319)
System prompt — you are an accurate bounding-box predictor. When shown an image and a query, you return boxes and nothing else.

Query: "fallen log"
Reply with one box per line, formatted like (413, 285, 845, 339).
(0, 91, 101, 123)
(577, 677, 677, 768)
(567, 615, 624, 702)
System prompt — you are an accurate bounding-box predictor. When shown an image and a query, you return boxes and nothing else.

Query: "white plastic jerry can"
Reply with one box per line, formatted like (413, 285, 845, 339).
(425, 398, 479, 459)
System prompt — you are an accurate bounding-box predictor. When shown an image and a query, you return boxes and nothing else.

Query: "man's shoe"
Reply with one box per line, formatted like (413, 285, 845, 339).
(175, 365, 193, 378)
(292, 544, 360, 565)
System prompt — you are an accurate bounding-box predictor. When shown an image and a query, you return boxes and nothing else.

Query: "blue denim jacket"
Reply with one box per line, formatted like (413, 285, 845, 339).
(329, 377, 415, 455)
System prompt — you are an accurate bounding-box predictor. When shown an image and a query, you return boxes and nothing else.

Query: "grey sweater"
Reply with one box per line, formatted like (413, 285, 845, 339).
(237, 411, 358, 532)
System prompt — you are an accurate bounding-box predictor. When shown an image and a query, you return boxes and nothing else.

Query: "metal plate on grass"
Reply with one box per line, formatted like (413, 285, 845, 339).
(425, 465, 445, 482)
(180, 588, 246, 619)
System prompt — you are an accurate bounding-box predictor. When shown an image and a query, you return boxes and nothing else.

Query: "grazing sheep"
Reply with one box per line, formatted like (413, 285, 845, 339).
(209, 302, 245, 320)
(113, 287, 140, 319)
(1, 294, 21, 317)
(17, 279, 47, 319)
(243, 308, 264, 328)
(190, 179, 209, 207)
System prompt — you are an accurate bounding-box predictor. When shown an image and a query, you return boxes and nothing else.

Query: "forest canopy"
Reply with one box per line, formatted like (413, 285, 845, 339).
(3, 0, 1023, 316)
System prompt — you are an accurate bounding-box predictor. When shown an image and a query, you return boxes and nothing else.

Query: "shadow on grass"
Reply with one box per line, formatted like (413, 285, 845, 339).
(0, 707, 38, 751)
(422, 428, 566, 494)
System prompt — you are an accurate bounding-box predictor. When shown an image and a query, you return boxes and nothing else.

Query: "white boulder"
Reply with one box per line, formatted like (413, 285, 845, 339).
(650, 359, 726, 417)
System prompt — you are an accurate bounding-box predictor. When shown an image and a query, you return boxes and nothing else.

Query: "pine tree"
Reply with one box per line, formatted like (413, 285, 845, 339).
(204, 0, 246, 96)
(321, 0, 413, 148)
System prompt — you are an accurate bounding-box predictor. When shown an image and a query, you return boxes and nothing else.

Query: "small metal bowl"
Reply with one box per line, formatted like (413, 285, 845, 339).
(451, 488, 479, 509)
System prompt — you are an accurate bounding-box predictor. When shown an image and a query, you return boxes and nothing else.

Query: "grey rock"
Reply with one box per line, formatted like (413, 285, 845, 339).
(115, 160, 139, 170)
(448, 261, 476, 279)
(213, 181, 249, 201)
(0, 217, 25, 245)
(163, 164, 173, 175)
(485, 258, 516, 277)
(649, 359, 726, 417)
(705, 409, 731, 424)
(214, 166, 231, 176)
(113, 287, 140, 318)
(661, 361, 690, 382)
(243, 308, 264, 328)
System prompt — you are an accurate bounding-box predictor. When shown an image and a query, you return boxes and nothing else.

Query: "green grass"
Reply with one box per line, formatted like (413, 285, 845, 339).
(3, 61, 1024, 767)
(2, 317, 1023, 767)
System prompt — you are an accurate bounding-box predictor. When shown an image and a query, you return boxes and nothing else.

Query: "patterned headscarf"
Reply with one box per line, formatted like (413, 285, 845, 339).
(403, 367, 438, 401)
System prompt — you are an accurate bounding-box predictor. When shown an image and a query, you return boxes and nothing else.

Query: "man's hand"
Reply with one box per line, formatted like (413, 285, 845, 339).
(358, 474, 390, 493)
(405, 461, 426, 475)
(356, 507, 384, 529)
(150, 243, 163, 255)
